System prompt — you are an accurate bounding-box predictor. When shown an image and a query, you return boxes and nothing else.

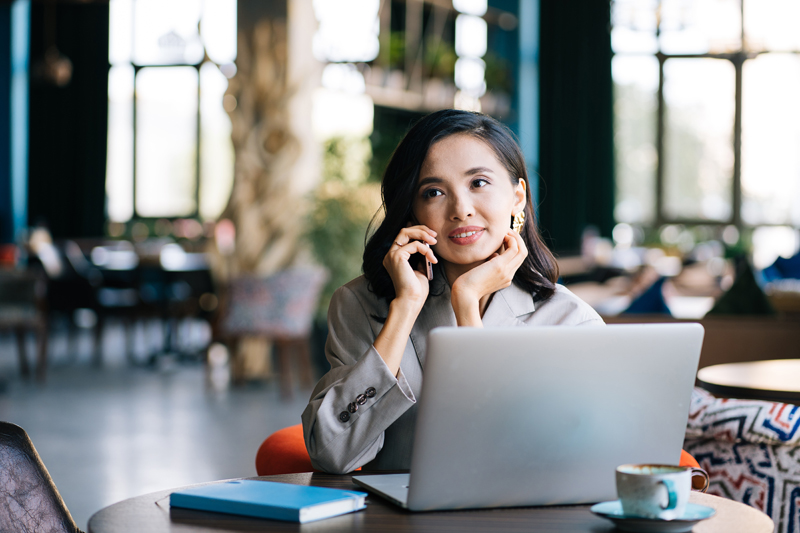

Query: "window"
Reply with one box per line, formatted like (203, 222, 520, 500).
(106, 0, 237, 222)
(611, 0, 800, 229)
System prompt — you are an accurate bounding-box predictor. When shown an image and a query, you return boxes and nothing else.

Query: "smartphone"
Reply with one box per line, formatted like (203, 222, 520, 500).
(408, 218, 434, 281)
(424, 255, 433, 280)
(409, 245, 433, 281)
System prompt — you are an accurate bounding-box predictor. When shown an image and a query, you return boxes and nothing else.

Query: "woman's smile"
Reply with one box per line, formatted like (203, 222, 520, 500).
(448, 226, 485, 245)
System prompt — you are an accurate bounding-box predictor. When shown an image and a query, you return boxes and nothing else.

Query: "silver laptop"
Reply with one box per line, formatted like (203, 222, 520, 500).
(353, 323, 704, 511)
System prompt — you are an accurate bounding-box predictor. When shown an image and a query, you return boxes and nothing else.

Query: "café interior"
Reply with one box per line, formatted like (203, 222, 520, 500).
(0, 0, 799, 531)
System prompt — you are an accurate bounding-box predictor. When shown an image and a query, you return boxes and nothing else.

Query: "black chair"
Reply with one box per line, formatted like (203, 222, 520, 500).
(0, 421, 83, 533)
(34, 240, 141, 367)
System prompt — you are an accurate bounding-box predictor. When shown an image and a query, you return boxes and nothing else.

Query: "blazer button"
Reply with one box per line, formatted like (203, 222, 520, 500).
(348, 402, 358, 413)
(365, 387, 376, 398)
(356, 394, 367, 405)
(338, 411, 350, 422)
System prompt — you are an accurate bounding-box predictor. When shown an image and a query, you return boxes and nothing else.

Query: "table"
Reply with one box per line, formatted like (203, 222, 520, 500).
(697, 359, 800, 403)
(87, 473, 774, 533)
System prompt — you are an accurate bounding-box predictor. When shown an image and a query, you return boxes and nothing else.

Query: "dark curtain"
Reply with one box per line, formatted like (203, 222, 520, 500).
(0, 5, 12, 243)
(28, 3, 109, 239)
(537, 0, 615, 254)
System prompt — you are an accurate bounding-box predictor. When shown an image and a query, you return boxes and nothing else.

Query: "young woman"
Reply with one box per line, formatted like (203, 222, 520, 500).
(302, 109, 603, 474)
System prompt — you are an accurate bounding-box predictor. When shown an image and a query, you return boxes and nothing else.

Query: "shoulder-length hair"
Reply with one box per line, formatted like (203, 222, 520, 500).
(363, 109, 559, 303)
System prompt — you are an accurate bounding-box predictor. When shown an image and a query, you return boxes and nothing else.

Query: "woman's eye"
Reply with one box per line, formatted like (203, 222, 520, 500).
(423, 189, 443, 199)
(472, 178, 489, 188)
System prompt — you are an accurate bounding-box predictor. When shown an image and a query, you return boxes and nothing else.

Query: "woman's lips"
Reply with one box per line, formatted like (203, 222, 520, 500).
(448, 227, 485, 245)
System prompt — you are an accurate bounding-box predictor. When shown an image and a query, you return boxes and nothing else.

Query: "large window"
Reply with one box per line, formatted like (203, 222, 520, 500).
(106, 0, 237, 222)
(612, 0, 800, 229)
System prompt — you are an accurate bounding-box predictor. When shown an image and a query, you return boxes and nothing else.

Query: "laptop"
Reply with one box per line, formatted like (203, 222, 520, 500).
(353, 323, 704, 511)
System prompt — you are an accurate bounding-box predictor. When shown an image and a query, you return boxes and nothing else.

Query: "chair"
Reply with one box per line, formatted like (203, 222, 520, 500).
(216, 267, 328, 395)
(255, 424, 316, 476)
(0, 270, 48, 381)
(684, 387, 800, 533)
(0, 421, 83, 533)
(30, 239, 140, 368)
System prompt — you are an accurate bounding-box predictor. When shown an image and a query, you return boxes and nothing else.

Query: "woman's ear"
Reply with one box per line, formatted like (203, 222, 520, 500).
(512, 178, 527, 215)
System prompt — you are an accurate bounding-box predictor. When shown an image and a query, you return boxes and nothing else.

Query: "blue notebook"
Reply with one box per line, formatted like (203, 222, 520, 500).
(169, 480, 367, 523)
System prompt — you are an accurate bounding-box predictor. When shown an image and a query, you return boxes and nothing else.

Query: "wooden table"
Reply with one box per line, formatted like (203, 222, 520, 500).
(87, 473, 774, 533)
(697, 359, 800, 403)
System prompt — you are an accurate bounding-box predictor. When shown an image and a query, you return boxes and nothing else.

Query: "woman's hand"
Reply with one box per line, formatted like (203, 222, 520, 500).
(450, 229, 528, 326)
(375, 225, 438, 377)
(382, 225, 438, 313)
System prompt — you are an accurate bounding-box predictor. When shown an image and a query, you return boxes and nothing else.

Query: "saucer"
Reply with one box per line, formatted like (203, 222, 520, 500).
(590, 500, 716, 532)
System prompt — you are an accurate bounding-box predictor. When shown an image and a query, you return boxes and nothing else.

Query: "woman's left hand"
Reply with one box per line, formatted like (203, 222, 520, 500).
(450, 230, 528, 326)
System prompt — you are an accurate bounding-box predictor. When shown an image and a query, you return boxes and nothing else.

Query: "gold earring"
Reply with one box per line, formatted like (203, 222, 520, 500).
(511, 211, 526, 233)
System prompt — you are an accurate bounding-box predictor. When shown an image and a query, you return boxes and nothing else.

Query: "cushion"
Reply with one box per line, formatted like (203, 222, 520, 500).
(687, 387, 800, 445)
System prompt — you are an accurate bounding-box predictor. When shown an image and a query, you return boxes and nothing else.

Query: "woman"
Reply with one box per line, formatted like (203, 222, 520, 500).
(302, 109, 603, 474)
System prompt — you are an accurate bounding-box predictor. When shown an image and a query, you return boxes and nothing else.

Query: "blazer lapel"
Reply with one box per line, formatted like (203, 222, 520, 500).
(481, 283, 536, 327)
(409, 276, 456, 370)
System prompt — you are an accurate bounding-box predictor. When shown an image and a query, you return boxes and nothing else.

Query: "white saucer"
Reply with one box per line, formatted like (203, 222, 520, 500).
(590, 500, 716, 532)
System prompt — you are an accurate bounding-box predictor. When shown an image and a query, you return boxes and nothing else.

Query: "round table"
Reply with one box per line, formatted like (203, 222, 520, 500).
(87, 473, 774, 533)
(697, 359, 800, 403)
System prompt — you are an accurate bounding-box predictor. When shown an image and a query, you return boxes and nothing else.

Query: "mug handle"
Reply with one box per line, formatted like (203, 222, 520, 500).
(691, 467, 710, 493)
(659, 479, 678, 510)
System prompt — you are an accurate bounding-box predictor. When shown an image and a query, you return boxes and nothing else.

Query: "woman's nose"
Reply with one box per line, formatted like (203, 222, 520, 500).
(448, 193, 473, 221)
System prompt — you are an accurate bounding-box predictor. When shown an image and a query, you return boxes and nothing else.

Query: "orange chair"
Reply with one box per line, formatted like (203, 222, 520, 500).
(256, 424, 316, 476)
(680, 449, 700, 469)
(256, 424, 701, 477)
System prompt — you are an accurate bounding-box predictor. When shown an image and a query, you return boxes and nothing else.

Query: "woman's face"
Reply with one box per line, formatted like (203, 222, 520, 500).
(412, 134, 526, 274)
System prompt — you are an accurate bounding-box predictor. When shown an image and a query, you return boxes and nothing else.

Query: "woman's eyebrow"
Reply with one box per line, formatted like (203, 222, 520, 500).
(465, 166, 495, 176)
(417, 176, 443, 188)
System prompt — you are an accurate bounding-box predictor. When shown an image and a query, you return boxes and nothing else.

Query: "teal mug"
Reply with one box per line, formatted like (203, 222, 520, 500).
(615, 464, 709, 520)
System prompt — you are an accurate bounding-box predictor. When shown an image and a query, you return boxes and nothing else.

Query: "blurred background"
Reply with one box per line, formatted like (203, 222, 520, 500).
(1, 0, 799, 529)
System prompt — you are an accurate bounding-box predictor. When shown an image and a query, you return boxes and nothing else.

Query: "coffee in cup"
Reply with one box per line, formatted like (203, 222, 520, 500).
(615, 464, 709, 520)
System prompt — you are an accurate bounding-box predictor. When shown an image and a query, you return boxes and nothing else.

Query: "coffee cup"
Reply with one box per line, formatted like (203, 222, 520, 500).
(615, 464, 709, 520)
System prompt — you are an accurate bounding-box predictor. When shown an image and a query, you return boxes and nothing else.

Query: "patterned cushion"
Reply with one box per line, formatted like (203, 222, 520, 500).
(684, 387, 800, 533)
(221, 267, 328, 338)
(687, 387, 800, 445)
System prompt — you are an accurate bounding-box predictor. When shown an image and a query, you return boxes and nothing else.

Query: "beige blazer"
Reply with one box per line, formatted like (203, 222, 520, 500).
(301, 272, 604, 474)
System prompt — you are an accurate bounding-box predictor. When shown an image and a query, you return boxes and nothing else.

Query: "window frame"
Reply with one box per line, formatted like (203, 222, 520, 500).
(130, 60, 203, 220)
(612, 0, 800, 229)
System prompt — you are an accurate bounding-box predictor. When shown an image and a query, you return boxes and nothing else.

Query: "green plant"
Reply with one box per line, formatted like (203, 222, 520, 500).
(388, 31, 406, 70)
(307, 137, 381, 318)
(484, 51, 513, 94)
(424, 37, 456, 79)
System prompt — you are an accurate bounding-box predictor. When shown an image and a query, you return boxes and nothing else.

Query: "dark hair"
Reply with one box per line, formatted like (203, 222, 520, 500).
(363, 109, 559, 304)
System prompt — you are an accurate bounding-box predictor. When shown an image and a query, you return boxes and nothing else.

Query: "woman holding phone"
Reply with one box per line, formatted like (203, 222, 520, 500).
(302, 109, 603, 474)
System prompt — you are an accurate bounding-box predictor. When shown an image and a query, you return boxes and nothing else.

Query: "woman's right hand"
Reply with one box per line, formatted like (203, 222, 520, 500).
(382, 225, 438, 313)
(375, 225, 438, 376)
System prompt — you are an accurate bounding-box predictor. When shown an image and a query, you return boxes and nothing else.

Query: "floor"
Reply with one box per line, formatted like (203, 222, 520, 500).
(0, 318, 314, 531)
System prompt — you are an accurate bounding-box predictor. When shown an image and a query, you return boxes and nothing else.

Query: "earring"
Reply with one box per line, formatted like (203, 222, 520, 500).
(511, 211, 526, 233)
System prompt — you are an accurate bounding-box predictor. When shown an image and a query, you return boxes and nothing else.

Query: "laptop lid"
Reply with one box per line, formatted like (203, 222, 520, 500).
(404, 323, 704, 511)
